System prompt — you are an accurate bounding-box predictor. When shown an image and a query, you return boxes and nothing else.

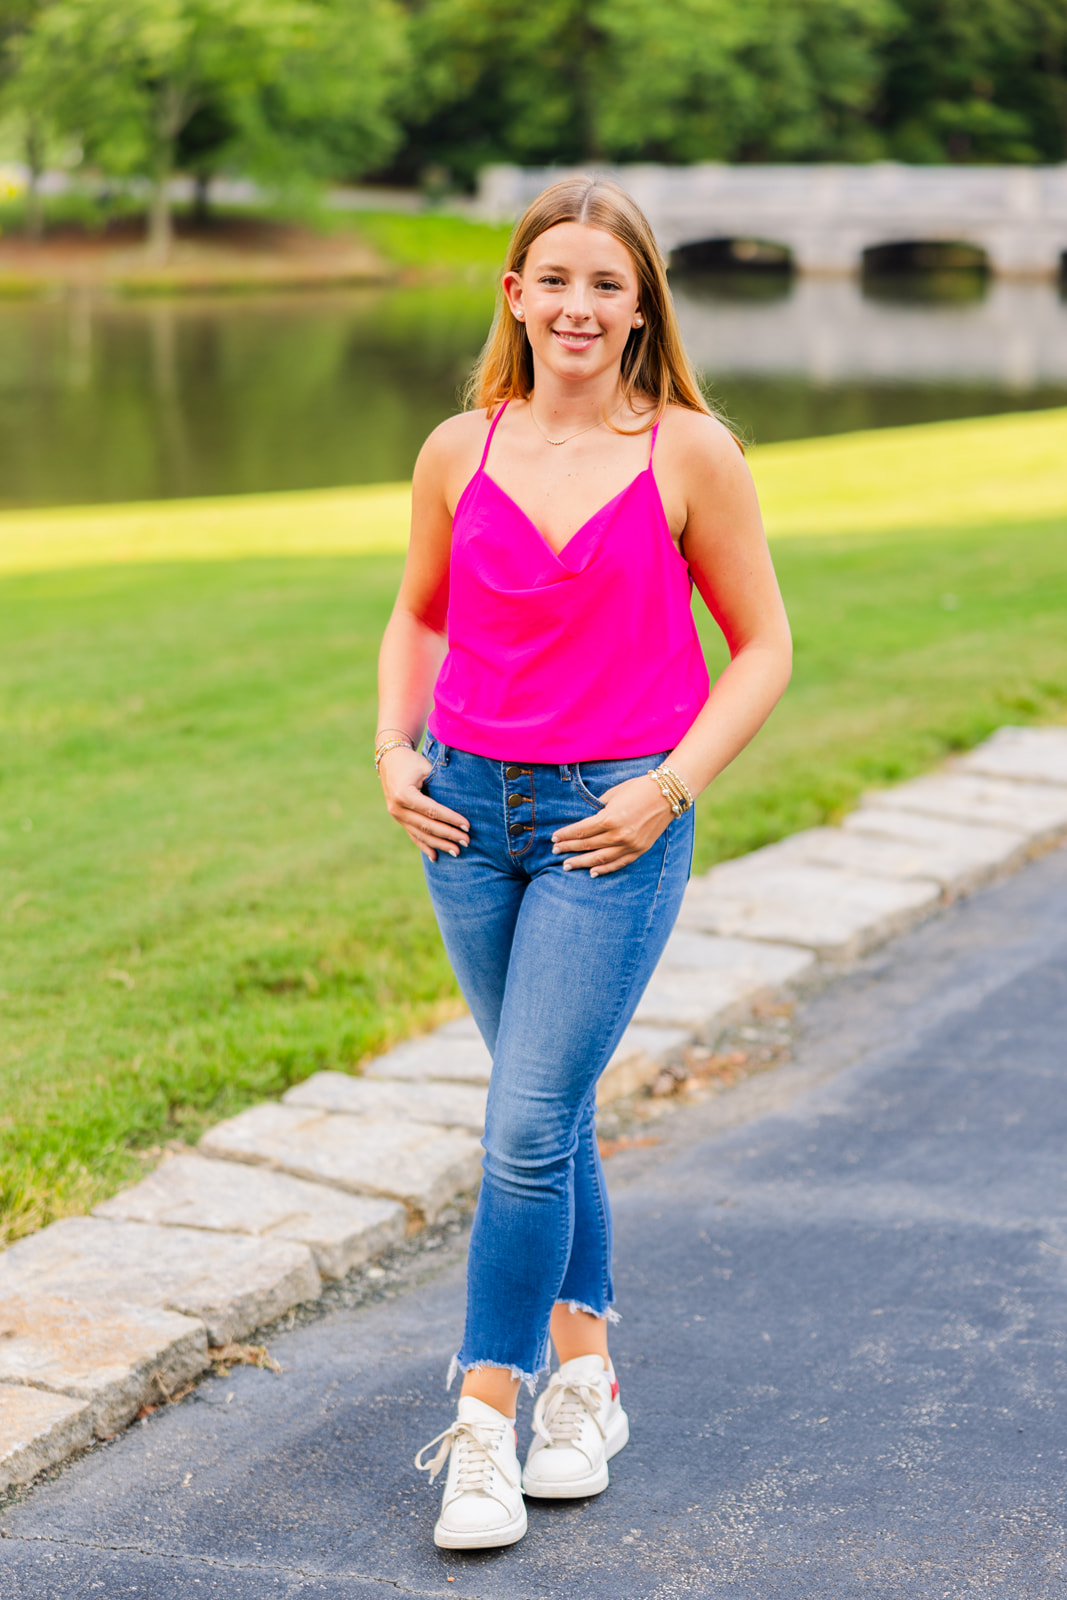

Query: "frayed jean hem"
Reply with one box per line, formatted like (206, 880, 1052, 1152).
(558, 1299, 621, 1324)
(446, 1352, 548, 1396)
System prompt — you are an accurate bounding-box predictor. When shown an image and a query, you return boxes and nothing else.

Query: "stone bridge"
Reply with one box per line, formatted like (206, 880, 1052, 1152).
(478, 164, 1067, 279)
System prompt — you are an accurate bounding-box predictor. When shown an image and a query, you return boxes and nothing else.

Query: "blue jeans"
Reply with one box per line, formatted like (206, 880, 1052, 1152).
(421, 735, 694, 1385)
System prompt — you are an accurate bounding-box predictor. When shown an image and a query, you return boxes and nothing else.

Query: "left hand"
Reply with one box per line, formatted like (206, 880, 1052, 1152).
(551, 774, 676, 877)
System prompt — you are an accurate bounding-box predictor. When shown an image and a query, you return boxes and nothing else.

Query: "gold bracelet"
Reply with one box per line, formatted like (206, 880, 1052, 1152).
(659, 765, 694, 811)
(646, 764, 694, 817)
(375, 734, 414, 773)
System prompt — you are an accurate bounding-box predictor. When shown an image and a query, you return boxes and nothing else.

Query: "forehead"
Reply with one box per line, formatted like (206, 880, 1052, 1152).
(525, 222, 635, 274)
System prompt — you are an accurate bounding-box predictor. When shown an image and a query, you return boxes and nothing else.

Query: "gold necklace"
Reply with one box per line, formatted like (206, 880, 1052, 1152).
(528, 403, 616, 448)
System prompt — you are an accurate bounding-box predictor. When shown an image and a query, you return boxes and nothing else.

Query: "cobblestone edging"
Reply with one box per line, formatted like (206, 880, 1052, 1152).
(3, 725, 1067, 1492)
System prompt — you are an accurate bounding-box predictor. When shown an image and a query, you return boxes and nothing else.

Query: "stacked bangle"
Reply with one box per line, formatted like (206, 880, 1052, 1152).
(375, 730, 414, 773)
(646, 764, 694, 817)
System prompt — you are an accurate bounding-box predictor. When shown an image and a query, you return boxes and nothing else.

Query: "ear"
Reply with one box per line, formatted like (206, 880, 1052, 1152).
(503, 270, 525, 322)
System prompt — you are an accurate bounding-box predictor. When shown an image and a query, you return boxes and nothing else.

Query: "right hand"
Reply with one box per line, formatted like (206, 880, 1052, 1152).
(379, 746, 470, 862)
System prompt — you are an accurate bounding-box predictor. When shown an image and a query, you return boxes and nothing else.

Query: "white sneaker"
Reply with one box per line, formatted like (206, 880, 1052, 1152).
(521, 1354, 629, 1499)
(415, 1395, 527, 1549)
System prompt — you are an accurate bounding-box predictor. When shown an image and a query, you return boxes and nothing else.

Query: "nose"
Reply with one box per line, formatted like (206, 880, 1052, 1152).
(562, 282, 592, 322)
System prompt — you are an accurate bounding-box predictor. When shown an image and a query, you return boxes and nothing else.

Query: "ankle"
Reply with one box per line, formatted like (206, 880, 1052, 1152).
(460, 1368, 520, 1420)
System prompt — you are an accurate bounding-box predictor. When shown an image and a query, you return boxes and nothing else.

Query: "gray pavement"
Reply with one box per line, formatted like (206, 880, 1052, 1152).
(2, 847, 1066, 1599)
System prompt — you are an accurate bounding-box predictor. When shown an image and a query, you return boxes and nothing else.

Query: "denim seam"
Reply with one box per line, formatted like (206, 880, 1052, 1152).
(576, 1089, 614, 1314)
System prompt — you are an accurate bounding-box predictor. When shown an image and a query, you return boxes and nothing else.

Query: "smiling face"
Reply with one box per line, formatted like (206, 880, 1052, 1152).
(503, 222, 644, 388)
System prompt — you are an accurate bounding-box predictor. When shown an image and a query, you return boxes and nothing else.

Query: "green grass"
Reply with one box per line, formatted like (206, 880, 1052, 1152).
(1, 410, 1066, 1246)
(343, 210, 514, 279)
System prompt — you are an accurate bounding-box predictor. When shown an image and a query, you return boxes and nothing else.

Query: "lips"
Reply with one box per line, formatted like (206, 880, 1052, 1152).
(552, 329, 601, 350)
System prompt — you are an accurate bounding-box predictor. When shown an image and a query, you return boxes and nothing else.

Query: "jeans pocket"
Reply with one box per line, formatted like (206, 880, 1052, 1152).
(421, 734, 447, 785)
(572, 767, 608, 811)
(573, 753, 667, 811)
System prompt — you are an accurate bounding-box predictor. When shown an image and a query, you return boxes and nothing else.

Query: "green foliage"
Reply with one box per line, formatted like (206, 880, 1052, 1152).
(393, 0, 892, 181)
(391, 0, 1066, 178)
(3, 0, 409, 252)
(4, 0, 1065, 222)
(877, 0, 1067, 163)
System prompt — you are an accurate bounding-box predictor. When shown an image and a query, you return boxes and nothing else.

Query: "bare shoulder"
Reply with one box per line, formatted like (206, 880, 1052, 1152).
(656, 404, 749, 478)
(415, 409, 494, 512)
(420, 408, 491, 461)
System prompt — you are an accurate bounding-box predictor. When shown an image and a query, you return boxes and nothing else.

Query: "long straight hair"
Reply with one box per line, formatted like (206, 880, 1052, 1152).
(466, 174, 735, 439)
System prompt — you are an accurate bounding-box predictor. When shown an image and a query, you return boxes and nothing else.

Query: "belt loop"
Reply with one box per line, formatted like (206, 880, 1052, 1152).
(559, 763, 571, 781)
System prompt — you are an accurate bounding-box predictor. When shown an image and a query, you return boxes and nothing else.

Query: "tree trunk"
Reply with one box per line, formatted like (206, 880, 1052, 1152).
(24, 124, 45, 241)
(147, 174, 173, 262)
(146, 83, 184, 262)
(564, 6, 605, 164)
(192, 171, 211, 227)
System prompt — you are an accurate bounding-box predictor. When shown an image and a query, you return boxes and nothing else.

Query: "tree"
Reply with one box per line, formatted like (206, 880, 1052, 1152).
(0, 0, 56, 236)
(391, 0, 895, 183)
(15, 0, 408, 257)
(876, 0, 1067, 162)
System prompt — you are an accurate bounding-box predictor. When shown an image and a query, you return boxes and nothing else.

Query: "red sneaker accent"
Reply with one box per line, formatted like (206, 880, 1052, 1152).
(610, 1378, 620, 1401)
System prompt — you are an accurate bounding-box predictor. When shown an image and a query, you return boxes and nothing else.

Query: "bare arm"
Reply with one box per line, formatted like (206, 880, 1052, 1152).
(554, 414, 792, 875)
(376, 421, 475, 861)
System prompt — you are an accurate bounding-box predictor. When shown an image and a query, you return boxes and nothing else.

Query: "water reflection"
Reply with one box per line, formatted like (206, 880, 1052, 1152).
(673, 274, 1067, 444)
(673, 276, 1067, 388)
(0, 275, 1065, 509)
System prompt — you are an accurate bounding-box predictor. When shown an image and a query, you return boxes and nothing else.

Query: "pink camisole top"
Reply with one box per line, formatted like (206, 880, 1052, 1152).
(428, 400, 710, 762)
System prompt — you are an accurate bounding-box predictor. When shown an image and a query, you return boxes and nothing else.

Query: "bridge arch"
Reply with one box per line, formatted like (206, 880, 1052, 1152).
(862, 240, 991, 274)
(670, 236, 793, 273)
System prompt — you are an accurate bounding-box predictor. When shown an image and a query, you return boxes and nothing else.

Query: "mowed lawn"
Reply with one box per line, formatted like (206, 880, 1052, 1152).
(1, 408, 1066, 1245)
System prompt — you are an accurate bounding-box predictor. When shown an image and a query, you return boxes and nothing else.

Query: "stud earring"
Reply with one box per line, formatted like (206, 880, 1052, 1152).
(634, 314, 644, 327)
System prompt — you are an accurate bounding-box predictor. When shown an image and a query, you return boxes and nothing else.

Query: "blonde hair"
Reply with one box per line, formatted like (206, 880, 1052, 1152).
(467, 174, 734, 439)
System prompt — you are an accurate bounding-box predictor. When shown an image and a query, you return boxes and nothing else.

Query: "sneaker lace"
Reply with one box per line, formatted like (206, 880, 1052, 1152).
(531, 1370, 606, 1448)
(414, 1418, 518, 1492)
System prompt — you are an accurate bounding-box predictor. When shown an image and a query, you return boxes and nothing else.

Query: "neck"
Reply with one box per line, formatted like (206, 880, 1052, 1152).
(527, 361, 625, 428)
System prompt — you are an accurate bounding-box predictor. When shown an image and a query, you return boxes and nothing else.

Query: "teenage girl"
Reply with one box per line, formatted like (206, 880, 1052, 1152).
(376, 176, 791, 1550)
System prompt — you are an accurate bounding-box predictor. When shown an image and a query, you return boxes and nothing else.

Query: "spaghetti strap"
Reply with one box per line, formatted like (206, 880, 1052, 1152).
(649, 414, 661, 464)
(479, 400, 509, 472)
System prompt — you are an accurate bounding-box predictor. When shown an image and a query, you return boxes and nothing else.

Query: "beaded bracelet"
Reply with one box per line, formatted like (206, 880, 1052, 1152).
(375, 733, 414, 774)
(646, 764, 694, 817)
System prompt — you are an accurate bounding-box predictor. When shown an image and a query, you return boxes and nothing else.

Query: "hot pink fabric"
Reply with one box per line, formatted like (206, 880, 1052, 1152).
(428, 401, 710, 762)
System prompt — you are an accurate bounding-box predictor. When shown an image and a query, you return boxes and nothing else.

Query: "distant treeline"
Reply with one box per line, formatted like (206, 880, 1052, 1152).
(1, 0, 1065, 252)
(388, 0, 1067, 187)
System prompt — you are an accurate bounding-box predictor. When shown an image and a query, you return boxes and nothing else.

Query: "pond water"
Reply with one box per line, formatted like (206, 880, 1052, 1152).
(1, 272, 1066, 509)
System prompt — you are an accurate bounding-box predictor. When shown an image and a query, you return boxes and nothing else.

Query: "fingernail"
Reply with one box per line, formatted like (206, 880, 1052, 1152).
(551, 832, 559, 842)
(450, 849, 459, 858)
(590, 871, 598, 878)
(552, 845, 560, 854)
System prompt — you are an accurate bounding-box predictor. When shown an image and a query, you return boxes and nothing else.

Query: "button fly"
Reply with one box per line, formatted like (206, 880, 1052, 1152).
(507, 792, 526, 808)
(505, 765, 526, 779)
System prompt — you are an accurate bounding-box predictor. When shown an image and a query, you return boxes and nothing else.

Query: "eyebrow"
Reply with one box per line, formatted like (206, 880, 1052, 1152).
(535, 263, 629, 275)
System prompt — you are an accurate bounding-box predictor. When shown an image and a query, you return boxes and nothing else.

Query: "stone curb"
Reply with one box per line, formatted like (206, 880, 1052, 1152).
(2, 722, 1065, 1493)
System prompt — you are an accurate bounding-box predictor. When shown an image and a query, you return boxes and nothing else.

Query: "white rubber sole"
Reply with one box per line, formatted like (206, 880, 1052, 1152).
(433, 1502, 528, 1550)
(521, 1407, 630, 1500)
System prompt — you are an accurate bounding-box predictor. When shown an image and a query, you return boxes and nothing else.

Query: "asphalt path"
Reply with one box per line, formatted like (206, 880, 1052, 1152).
(3, 846, 1066, 1599)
